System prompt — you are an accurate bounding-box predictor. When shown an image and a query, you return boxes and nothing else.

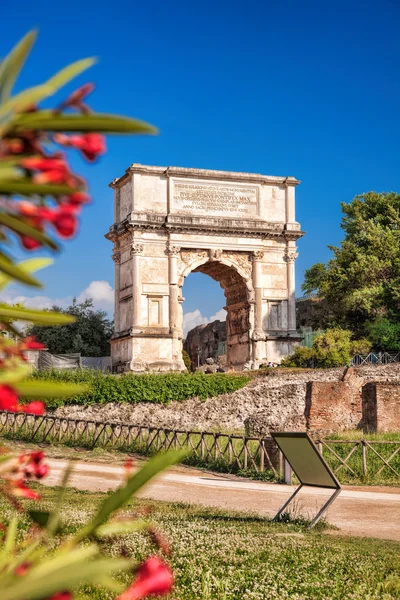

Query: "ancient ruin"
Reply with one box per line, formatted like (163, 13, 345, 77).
(106, 164, 304, 372)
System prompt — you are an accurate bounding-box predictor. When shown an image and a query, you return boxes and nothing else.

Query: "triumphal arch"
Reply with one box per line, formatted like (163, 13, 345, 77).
(106, 164, 304, 372)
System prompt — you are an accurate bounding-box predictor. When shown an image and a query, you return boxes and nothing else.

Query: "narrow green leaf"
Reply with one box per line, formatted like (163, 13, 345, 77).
(0, 31, 37, 103)
(0, 167, 21, 180)
(0, 306, 75, 325)
(0, 180, 74, 197)
(12, 112, 157, 134)
(0, 253, 42, 287)
(47, 462, 74, 535)
(1, 545, 130, 600)
(0, 213, 59, 250)
(46, 57, 96, 91)
(15, 381, 88, 398)
(0, 57, 96, 120)
(0, 257, 53, 291)
(76, 450, 186, 541)
(0, 517, 18, 571)
(96, 519, 148, 537)
(0, 362, 31, 385)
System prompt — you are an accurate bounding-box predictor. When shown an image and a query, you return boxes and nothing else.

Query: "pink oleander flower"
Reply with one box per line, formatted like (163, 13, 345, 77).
(54, 133, 106, 162)
(117, 556, 173, 600)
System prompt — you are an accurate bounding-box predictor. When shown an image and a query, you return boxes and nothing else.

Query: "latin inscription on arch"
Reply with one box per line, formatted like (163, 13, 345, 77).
(171, 178, 259, 217)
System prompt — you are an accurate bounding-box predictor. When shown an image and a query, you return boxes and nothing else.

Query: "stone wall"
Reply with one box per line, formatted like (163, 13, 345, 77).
(56, 363, 400, 434)
(184, 320, 226, 368)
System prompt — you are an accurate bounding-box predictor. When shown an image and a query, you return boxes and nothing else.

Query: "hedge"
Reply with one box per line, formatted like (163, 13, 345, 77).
(25, 369, 250, 409)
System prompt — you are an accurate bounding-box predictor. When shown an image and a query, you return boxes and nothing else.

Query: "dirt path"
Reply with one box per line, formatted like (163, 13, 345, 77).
(43, 458, 400, 542)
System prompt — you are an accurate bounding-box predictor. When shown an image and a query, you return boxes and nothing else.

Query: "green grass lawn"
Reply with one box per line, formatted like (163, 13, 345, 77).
(4, 484, 400, 600)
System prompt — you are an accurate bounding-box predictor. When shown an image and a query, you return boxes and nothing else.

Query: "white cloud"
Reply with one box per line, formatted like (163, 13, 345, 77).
(182, 307, 226, 337)
(77, 280, 114, 309)
(2, 280, 114, 315)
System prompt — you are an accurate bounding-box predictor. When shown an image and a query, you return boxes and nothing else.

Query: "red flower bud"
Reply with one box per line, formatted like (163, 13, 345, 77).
(64, 83, 95, 106)
(51, 206, 79, 239)
(0, 385, 19, 412)
(20, 236, 42, 251)
(46, 592, 72, 600)
(12, 480, 40, 500)
(35, 464, 49, 479)
(15, 562, 31, 576)
(54, 133, 105, 162)
(117, 556, 173, 600)
(21, 402, 45, 416)
(65, 191, 90, 205)
(24, 337, 45, 350)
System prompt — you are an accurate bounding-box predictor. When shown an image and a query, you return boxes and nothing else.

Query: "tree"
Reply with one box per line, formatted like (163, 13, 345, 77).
(302, 192, 400, 336)
(28, 299, 113, 356)
(365, 318, 400, 352)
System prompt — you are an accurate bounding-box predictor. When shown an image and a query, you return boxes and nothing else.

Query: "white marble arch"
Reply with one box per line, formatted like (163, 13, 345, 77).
(106, 164, 304, 372)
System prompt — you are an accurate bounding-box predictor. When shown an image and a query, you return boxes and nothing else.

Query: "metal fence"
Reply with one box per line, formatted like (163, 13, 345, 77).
(0, 411, 398, 482)
(350, 352, 400, 366)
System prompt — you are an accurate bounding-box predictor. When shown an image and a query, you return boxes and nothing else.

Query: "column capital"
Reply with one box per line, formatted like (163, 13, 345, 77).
(112, 251, 121, 264)
(131, 243, 144, 256)
(252, 250, 264, 261)
(284, 249, 298, 263)
(167, 245, 181, 257)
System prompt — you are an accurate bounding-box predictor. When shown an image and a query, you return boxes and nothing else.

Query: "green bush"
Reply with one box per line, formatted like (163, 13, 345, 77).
(26, 369, 250, 409)
(281, 346, 315, 368)
(282, 328, 371, 368)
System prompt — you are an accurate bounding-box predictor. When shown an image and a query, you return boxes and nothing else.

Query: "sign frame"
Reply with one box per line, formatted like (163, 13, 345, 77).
(271, 432, 341, 528)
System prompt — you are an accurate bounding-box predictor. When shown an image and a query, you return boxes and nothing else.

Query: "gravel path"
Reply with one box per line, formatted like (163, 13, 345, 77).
(43, 457, 400, 542)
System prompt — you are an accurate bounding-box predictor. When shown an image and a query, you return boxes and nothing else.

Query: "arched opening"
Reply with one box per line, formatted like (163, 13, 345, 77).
(180, 258, 253, 370)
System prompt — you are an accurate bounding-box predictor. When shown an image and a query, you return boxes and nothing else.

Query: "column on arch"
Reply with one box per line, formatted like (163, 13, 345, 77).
(285, 246, 298, 331)
(112, 248, 121, 333)
(251, 250, 265, 365)
(167, 245, 181, 337)
(131, 243, 144, 328)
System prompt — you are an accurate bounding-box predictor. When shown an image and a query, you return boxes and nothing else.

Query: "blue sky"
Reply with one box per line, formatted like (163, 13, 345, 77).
(3, 0, 400, 329)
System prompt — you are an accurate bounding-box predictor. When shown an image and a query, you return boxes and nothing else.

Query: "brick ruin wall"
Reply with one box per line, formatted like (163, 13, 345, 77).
(245, 364, 400, 435)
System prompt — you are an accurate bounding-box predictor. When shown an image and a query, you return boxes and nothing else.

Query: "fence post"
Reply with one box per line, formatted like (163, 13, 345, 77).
(362, 440, 367, 477)
(259, 440, 264, 472)
(284, 459, 293, 484)
(279, 450, 284, 477)
(318, 441, 323, 456)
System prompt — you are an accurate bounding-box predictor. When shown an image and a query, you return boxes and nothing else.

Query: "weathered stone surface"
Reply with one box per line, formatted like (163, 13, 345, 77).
(106, 165, 304, 372)
(56, 364, 400, 434)
(184, 320, 226, 368)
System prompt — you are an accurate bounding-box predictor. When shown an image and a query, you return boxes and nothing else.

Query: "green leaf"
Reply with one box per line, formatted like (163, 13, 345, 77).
(0, 517, 18, 571)
(0, 213, 59, 251)
(28, 510, 52, 528)
(75, 450, 186, 542)
(0, 306, 75, 324)
(0, 57, 96, 121)
(0, 257, 53, 291)
(12, 111, 158, 134)
(0, 31, 37, 103)
(1, 545, 130, 600)
(47, 462, 74, 535)
(15, 380, 88, 398)
(46, 57, 96, 91)
(0, 180, 74, 197)
(0, 362, 31, 385)
(0, 167, 21, 180)
(96, 519, 148, 537)
(0, 253, 42, 287)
